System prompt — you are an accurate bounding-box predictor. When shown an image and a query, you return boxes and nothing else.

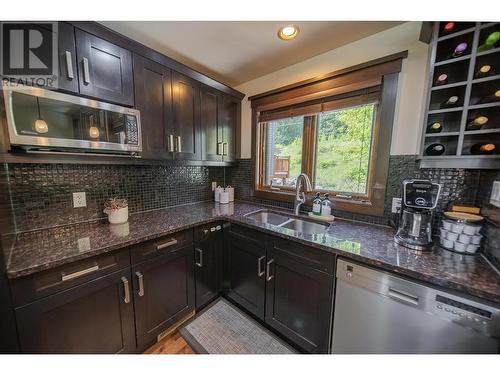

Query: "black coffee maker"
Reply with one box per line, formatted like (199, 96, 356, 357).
(394, 179, 442, 251)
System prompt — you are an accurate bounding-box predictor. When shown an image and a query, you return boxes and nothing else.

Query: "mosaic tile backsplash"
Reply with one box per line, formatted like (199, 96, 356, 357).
(1, 163, 226, 233)
(0, 155, 497, 235)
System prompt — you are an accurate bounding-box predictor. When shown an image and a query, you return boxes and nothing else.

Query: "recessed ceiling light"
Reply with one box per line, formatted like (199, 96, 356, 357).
(278, 25, 299, 41)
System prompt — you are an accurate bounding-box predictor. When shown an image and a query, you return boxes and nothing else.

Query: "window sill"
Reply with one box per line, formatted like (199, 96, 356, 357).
(254, 188, 384, 216)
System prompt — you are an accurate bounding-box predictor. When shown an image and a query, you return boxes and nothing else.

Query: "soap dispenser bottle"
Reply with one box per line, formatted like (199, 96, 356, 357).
(321, 193, 332, 216)
(312, 193, 322, 216)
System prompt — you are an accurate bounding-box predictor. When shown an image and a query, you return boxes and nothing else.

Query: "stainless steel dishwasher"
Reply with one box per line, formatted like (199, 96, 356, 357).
(331, 258, 500, 354)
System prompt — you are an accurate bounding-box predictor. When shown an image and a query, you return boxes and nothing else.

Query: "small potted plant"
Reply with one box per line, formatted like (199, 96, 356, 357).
(104, 197, 129, 224)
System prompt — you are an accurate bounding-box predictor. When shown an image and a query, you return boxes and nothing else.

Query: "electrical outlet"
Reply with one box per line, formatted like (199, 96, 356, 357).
(490, 181, 500, 208)
(73, 192, 86, 208)
(211, 182, 217, 191)
(391, 197, 402, 213)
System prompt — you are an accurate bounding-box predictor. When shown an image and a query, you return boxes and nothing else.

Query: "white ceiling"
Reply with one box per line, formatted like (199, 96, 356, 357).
(100, 21, 403, 87)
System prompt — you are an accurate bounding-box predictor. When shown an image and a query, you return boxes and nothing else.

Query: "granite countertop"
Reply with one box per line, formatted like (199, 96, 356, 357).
(4, 201, 500, 304)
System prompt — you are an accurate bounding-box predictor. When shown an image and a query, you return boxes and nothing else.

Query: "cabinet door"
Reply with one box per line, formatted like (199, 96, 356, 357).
(201, 87, 222, 161)
(225, 232, 266, 320)
(171, 71, 201, 160)
(132, 245, 195, 349)
(133, 54, 173, 160)
(265, 247, 334, 353)
(57, 22, 79, 94)
(75, 29, 134, 106)
(15, 268, 136, 354)
(221, 94, 239, 161)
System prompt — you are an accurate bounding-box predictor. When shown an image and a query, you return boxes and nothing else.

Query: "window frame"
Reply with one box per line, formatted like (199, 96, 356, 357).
(250, 54, 405, 216)
(257, 94, 381, 201)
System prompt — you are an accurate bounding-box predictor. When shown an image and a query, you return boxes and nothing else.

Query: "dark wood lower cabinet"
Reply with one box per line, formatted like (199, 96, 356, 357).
(194, 237, 221, 310)
(15, 268, 136, 354)
(265, 247, 334, 353)
(225, 231, 266, 320)
(132, 245, 195, 350)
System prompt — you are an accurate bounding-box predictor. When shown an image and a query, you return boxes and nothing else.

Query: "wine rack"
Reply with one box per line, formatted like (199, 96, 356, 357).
(420, 21, 500, 169)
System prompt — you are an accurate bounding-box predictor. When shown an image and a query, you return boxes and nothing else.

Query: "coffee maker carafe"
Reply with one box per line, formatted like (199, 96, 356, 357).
(394, 179, 442, 251)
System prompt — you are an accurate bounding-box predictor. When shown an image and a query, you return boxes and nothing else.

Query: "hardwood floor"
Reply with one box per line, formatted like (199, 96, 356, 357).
(144, 331, 195, 354)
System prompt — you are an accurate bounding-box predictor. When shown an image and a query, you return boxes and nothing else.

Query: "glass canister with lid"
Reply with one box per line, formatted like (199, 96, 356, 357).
(439, 211, 483, 254)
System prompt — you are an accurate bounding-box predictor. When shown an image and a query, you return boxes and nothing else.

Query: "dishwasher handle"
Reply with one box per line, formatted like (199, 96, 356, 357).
(388, 287, 419, 306)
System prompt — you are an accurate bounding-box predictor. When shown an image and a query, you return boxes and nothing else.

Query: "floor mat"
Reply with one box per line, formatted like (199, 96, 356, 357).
(179, 299, 296, 354)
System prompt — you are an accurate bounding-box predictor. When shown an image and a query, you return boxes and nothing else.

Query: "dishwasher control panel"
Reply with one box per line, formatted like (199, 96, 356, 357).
(435, 295, 492, 327)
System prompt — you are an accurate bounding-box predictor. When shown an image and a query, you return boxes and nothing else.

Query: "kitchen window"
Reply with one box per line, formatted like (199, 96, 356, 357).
(250, 52, 405, 215)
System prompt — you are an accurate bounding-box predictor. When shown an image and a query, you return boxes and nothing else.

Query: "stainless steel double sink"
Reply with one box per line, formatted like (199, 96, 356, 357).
(244, 209, 329, 235)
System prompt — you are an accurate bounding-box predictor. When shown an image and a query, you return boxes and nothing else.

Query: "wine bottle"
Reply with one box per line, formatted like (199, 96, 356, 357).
(480, 89, 500, 103)
(466, 116, 489, 131)
(478, 31, 500, 52)
(443, 22, 455, 33)
(441, 95, 459, 108)
(427, 121, 443, 133)
(425, 143, 446, 156)
(434, 73, 448, 86)
(475, 64, 494, 78)
(452, 42, 468, 58)
(470, 143, 496, 155)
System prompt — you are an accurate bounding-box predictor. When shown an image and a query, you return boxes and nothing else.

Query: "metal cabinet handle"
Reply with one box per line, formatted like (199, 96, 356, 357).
(223, 142, 228, 156)
(82, 57, 90, 84)
(65, 51, 74, 79)
(136, 271, 145, 297)
(61, 264, 99, 281)
(168, 134, 175, 152)
(156, 238, 178, 250)
(176, 136, 182, 153)
(195, 248, 203, 267)
(217, 142, 223, 155)
(266, 259, 274, 281)
(257, 256, 265, 277)
(121, 276, 131, 304)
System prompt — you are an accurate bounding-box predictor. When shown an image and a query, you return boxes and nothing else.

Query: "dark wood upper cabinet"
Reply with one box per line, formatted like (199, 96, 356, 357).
(133, 54, 173, 160)
(15, 268, 136, 354)
(201, 87, 223, 161)
(57, 22, 79, 94)
(171, 71, 201, 160)
(221, 94, 239, 161)
(265, 244, 334, 353)
(75, 29, 134, 106)
(132, 245, 195, 350)
(225, 230, 266, 320)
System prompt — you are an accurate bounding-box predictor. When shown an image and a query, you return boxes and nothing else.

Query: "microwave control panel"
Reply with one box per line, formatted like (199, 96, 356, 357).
(125, 115, 139, 145)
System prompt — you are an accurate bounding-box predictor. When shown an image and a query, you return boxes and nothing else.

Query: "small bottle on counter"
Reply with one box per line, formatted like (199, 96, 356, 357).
(321, 193, 332, 217)
(312, 193, 322, 216)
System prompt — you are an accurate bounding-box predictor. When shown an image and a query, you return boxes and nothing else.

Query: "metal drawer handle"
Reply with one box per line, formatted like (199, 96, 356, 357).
(168, 134, 175, 152)
(65, 51, 74, 79)
(266, 259, 274, 281)
(61, 264, 99, 281)
(136, 271, 145, 297)
(257, 256, 265, 277)
(156, 238, 178, 250)
(388, 287, 419, 306)
(195, 248, 203, 267)
(82, 57, 90, 84)
(121, 276, 131, 304)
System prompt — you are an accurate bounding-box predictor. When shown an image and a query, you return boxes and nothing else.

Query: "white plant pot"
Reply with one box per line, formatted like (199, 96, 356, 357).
(107, 206, 128, 224)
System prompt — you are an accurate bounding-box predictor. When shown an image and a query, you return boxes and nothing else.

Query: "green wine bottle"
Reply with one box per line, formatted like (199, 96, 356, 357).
(478, 31, 500, 52)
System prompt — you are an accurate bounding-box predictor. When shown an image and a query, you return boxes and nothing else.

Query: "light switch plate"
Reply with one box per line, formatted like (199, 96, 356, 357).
(391, 197, 402, 213)
(73, 192, 86, 208)
(490, 181, 500, 208)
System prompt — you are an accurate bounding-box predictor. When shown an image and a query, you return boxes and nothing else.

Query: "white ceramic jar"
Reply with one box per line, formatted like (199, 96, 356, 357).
(107, 206, 128, 224)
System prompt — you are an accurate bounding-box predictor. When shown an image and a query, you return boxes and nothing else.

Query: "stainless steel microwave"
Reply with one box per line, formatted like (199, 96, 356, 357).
(3, 88, 142, 156)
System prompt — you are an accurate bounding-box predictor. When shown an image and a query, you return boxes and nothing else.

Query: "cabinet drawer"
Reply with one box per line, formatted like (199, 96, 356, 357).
(272, 238, 335, 275)
(194, 221, 223, 243)
(11, 248, 130, 307)
(131, 230, 193, 264)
